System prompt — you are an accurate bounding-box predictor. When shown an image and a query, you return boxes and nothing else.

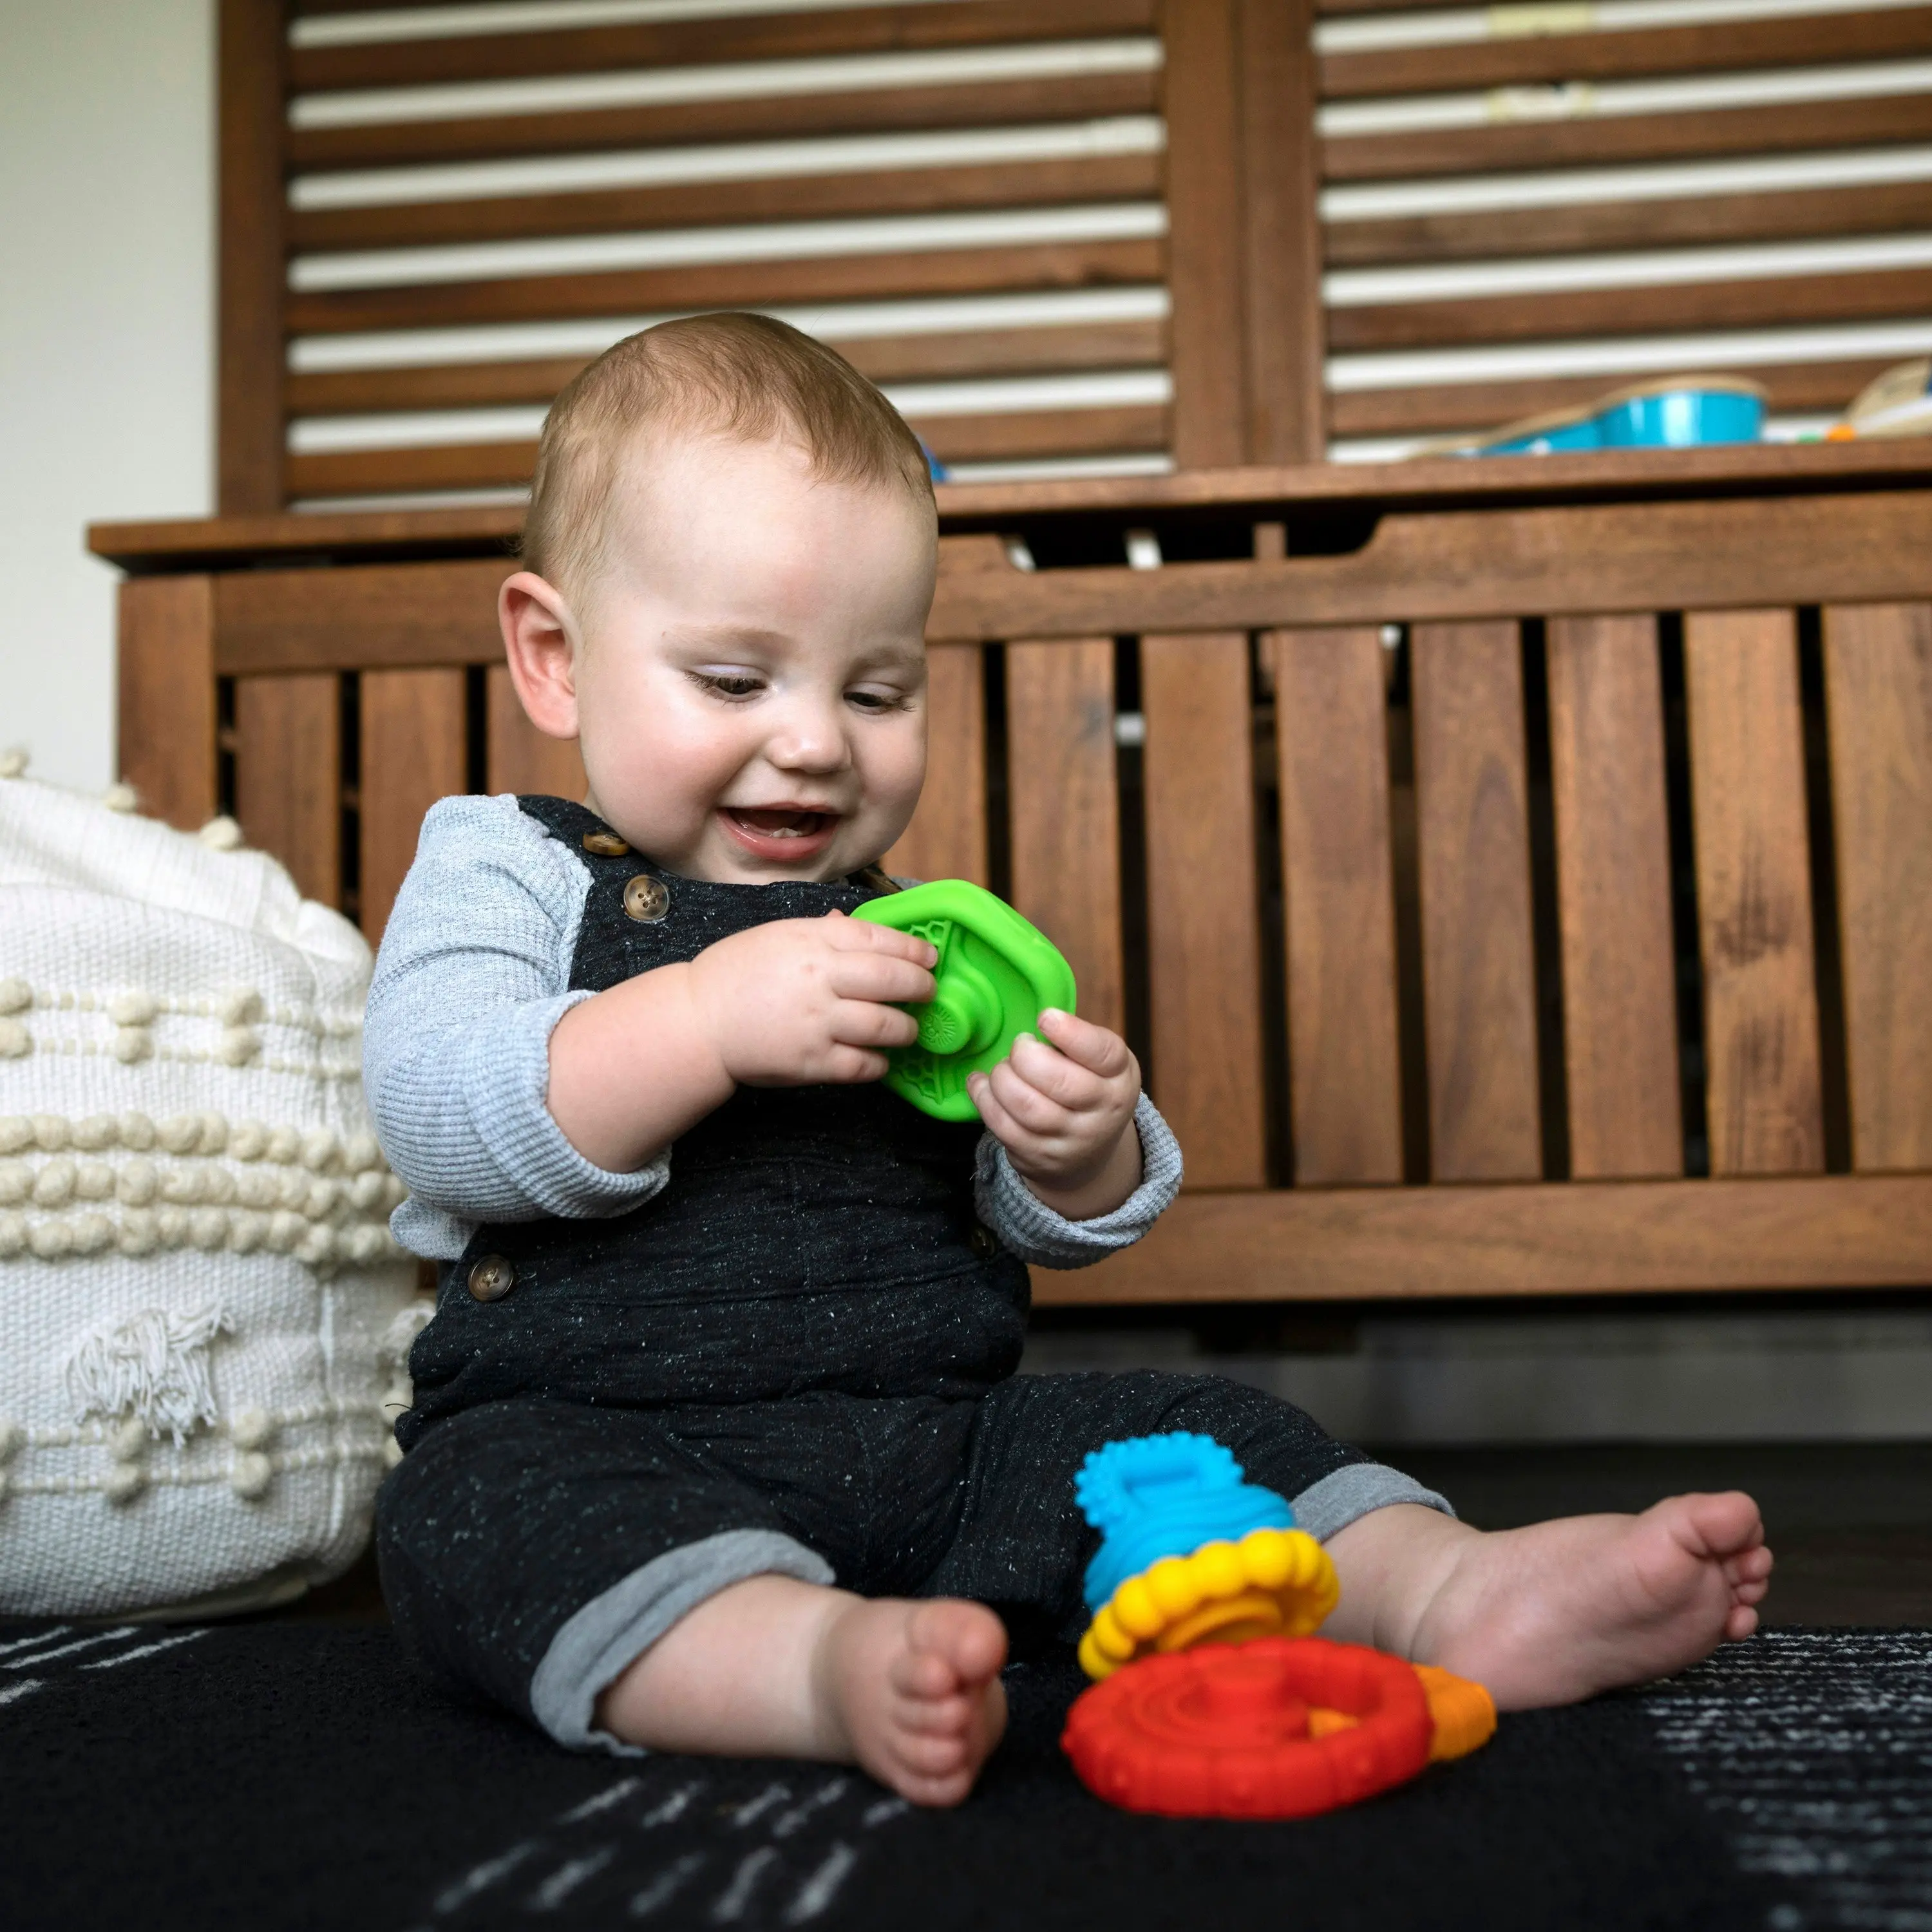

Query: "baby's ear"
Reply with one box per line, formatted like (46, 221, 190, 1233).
(500, 571, 581, 740)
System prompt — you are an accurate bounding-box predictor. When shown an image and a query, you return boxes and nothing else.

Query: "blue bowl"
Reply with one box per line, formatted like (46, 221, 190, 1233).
(1595, 386, 1764, 448)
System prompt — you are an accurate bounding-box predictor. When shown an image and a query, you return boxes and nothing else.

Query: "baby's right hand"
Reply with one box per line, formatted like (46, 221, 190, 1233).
(685, 912, 937, 1088)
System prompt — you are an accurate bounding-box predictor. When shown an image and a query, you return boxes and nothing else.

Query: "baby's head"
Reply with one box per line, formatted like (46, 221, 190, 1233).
(500, 312, 939, 883)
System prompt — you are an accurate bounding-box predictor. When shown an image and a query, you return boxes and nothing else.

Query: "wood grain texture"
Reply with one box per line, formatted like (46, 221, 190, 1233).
(1329, 360, 1897, 440)
(234, 676, 342, 907)
(287, 321, 1168, 417)
(287, 68, 1162, 173)
(884, 645, 988, 884)
(1822, 602, 1932, 1171)
(1410, 622, 1542, 1181)
(285, 238, 1165, 336)
(925, 491, 1932, 643)
(358, 669, 469, 941)
(1684, 608, 1825, 1175)
(118, 575, 218, 831)
(1327, 267, 1932, 354)
(1161, 0, 1249, 468)
(1546, 616, 1682, 1178)
(290, 0, 1155, 90)
(1270, 627, 1403, 1184)
(1323, 90, 1932, 183)
(1141, 632, 1269, 1188)
(214, 560, 506, 674)
(1238, 0, 1325, 464)
(1326, 180, 1932, 269)
(289, 151, 1161, 252)
(1321, 6, 1932, 99)
(1005, 639, 1124, 1037)
(1026, 1175, 1932, 1302)
(485, 664, 585, 801)
(217, 0, 285, 513)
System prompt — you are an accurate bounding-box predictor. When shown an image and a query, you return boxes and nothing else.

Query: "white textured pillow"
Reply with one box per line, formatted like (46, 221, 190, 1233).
(0, 769, 419, 1616)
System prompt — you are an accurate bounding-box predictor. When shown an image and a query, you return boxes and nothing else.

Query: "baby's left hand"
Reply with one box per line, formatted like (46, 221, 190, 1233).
(967, 1008, 1143, 1222)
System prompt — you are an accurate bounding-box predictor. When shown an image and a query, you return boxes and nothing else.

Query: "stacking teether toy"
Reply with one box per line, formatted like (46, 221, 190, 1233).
(1062, 1433, 1497, 1819)
(851, 880, 1076, 1122)
(1074, 1433, 1340, 1680)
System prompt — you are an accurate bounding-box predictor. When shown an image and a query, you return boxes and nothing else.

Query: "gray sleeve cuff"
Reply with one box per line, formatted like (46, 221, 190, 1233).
(1291, 1463, 1457, 1543)
(529, 1530, 835, 1756)
(974, 1094, 1183, 1269)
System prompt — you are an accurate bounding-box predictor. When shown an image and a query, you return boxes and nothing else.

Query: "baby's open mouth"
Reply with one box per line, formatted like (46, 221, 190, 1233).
(719, 806, 843, 858)
(724, 807, 838, 840)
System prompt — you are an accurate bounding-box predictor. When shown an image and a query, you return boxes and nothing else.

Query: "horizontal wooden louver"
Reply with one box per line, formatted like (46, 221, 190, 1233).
(273, 0, 1179, 507)
(1313, 0, 1932, 455)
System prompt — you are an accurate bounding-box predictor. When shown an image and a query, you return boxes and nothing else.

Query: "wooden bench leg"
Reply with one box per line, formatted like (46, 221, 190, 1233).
(117, 574, 216, 832)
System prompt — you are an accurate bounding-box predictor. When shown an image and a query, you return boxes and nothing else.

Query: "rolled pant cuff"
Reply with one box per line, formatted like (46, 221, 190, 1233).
(1291, 1462, 1457, 1544)
(529, 1527, 835, 1755)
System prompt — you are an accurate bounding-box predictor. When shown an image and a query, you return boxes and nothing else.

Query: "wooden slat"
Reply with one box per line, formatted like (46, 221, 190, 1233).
(358, 668, 469, 940)
(211, 491, 1932, 673)
(485, 663, 584, 801)
(285, 408, 1170, 499)
(1237, 0, 1325, 464)
(1329, 360, 1893, 442)
(234, 676, 342, 905)
(1005, 639, 1125, 1037)
(118, 576, 217, 831)
(289, 153, 1162, 254)
(1269, 627, 1403, 1184)
(1546, 616, 1681, 1178)
(1141, 632, 1269, 1187)
(287, 321, 1169, 417)
(1327, 266, 1932, 354)
(285, 238, 1165, 336)
(1027, 1175, 1932, 1303)
(1321, 7, 1932, 100)
(1162, 0, 1248, 467)
(290, 0, 1155, 90)
(1323, 91, 1932, 183)
(1326, 180, 1932, 270)
(1822, 602, 1932, 1171)
(217, 0, 284, 513)
(287, 68, 1162, 174)
(216, 560, 505, 674)
(1410, 621, 1542, 1181)
(1683, 608, 1825, 1175)
(884, 644, 988, 884)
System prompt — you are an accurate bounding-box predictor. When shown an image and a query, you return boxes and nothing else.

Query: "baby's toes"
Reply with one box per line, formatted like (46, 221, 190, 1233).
(1725, 1543, 1775, 1587)
(895, 1690, 975, 1738)
(1723, 1602, 1761, 1641)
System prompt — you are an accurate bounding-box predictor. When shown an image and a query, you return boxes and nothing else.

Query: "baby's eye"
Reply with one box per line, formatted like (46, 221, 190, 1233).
(690, 670, 765, 700)
(846, 687, 911, 713)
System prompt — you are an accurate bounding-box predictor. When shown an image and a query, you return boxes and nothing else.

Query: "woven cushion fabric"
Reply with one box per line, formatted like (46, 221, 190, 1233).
(0, 773, 417, 1616)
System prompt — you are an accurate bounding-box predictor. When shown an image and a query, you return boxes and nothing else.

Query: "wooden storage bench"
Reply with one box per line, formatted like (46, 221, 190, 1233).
(92, 443, 1932, 1308)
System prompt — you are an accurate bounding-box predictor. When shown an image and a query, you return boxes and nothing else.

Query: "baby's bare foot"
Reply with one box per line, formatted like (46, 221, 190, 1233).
(1411, 1492, 1773, 1708)
(816, 1597, 1009, 1807)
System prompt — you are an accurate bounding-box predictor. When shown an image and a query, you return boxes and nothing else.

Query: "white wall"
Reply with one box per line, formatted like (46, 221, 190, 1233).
(0, 0, 214, 794)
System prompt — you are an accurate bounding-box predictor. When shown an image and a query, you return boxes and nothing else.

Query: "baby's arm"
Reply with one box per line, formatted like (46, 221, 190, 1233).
(546, 913, 940, 1172)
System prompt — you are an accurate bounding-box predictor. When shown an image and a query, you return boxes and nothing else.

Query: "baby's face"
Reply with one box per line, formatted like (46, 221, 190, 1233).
(573, 432, 936, 883)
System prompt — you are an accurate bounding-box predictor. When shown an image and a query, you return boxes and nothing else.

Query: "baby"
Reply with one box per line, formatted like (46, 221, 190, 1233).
(367, 313, 1772, 1807)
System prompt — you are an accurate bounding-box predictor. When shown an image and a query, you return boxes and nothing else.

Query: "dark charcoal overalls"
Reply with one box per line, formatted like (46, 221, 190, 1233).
(375, 797, 1371, 1733)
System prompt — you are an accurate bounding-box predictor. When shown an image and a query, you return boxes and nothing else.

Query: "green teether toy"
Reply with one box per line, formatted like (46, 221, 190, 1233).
(852, 880, 1077, 1121)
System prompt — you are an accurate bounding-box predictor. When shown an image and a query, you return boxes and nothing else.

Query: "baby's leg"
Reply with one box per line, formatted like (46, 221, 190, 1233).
(1323, 1495, 1774, 1708)
(594, 1576, 1008, 1807)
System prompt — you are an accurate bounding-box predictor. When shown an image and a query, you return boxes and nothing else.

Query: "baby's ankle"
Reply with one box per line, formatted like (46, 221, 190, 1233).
(1321, 1504, 1481, 1662)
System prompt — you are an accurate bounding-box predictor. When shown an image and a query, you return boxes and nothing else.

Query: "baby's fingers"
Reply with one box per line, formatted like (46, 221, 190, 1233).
(981, 1053, 1076, 1137)
(1036, 1007, 1133, 1081)
(828, 952, 936, 1007)
(822, 911, 938, 969)
(828, 998, 920, 1051)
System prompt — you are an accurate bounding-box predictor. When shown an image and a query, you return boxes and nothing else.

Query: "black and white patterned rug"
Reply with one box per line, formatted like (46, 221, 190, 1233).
(2, 1618, 1927, 1931)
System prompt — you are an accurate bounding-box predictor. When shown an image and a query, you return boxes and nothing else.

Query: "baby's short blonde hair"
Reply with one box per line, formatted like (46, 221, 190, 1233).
(522, 312, 936, 603)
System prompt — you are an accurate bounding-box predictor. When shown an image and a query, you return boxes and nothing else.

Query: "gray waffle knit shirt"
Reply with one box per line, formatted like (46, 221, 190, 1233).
(364, 793, 1184, 1263)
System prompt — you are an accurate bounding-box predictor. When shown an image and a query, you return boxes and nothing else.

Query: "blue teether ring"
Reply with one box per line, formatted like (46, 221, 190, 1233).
(1075, 1432, 1296, 1616)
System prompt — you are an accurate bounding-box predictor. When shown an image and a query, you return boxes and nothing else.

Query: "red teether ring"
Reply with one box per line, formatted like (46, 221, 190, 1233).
(1060, 1636, 1435, 1819)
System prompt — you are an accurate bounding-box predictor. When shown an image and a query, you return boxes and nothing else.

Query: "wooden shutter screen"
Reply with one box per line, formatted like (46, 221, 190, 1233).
(1317, 0, 1932, 454)
(221, 0, 1332, 513)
